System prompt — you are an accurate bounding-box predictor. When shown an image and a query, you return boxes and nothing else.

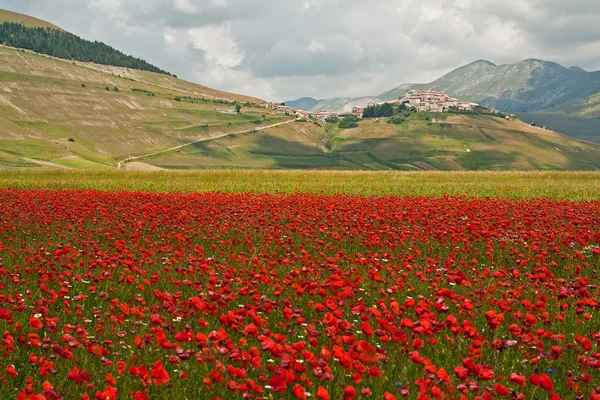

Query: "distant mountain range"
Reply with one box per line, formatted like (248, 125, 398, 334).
(286, 59, 600, 117)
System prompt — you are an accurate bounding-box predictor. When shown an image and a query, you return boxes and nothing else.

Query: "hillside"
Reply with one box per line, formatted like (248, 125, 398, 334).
(125, 113, 600, 171)
(0, 9, 62, 30)
(1, 10, 599, 171)
(0, 10, 170, 75)
(0, 44, 279, 169)
(541, 91, 600, 119)
(1, 44, 599, 171)
(516, 113, 600, 143)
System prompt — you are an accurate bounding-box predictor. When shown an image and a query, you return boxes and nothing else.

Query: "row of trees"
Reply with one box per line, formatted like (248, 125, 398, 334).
(0, 22, 172, 75)
(362, 103, 410, 118)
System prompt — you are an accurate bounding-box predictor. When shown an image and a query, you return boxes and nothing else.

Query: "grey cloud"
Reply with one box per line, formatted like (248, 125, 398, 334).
(0, 0, 599, 101)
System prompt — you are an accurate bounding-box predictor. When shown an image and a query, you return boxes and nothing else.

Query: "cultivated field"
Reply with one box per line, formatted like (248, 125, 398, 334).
(1, 170, 600, 200)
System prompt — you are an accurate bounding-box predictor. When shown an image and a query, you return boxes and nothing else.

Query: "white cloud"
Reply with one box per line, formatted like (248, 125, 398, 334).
(89, 0, 120, 10)
(173, 0, 198, 13)
(306, 39, 327, 53)
(6, 0, 600, 101)
(187, 24, 244, 68)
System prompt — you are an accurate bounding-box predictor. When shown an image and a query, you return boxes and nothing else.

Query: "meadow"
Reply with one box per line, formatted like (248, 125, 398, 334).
(1, 170, 600, 200)
(0, 171, 599, 400)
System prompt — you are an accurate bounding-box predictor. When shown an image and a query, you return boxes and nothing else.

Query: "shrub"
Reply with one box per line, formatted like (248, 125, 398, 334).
(338, 116, 359, 129)
(387, 116, 405, 125)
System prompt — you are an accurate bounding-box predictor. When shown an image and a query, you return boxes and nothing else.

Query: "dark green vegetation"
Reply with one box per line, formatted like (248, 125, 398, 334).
(0, 22, 172, 75)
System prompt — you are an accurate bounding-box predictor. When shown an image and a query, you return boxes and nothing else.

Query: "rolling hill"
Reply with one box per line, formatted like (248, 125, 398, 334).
(0, 43, 282, 169)
(0, 9, 62, 30)
(0, 9, 599, 171)
(129, 113, 600, 171)
(2, 38, 598, 171)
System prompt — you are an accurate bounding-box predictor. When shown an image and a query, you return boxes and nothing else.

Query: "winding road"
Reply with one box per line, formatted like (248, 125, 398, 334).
(116, 119, 295, 169)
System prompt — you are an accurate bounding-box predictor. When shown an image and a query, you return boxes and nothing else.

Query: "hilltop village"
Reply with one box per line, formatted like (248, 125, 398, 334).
(264, 90, 500, 122)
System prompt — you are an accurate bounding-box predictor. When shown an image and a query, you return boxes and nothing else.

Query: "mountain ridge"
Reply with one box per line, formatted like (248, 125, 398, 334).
(287, 58, 600, 115)
(1, 9, 599, 171)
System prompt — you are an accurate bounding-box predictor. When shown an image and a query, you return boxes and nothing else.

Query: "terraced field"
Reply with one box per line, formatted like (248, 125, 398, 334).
(0, 45, 288, 169)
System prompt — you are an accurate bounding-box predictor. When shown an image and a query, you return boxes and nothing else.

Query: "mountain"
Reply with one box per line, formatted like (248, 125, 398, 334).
(311, 96, 379, 114)
(3, 38, 598, 171)
(1, 9, 599, 171)
(284, 97, 319, 111)
(298, 59, 600, 114)
(422, 59, 600, 112)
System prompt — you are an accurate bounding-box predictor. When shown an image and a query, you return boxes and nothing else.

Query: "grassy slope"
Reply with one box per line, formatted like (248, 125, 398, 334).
(0, 8, 63, 30)
(1, 39, 599, 171)
(138, 114, 600, 171)
(0, 45, 282, 168)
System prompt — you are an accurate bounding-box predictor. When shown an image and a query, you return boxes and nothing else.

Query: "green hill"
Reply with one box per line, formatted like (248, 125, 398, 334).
(1, 43, 599, 171)
(128, 114, 600, 171)
(0, 44, 276, 169)
(0, 9, 62, 30)
(0, 9, 170, 75)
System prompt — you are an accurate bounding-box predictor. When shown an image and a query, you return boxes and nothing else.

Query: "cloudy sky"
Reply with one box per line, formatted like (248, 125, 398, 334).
(3, 0, 600, 101)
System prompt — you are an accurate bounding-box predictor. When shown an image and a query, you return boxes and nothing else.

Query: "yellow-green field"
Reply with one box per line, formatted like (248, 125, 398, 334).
(2, 170, 600, 200)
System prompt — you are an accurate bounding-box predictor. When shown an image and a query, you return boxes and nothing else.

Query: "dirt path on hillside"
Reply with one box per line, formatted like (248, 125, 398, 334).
(116, 119, 295, 169)
(23, 158, 71, 169)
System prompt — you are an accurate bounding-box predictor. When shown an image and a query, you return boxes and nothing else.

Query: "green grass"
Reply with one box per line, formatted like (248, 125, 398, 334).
(1, 170, 600, 200)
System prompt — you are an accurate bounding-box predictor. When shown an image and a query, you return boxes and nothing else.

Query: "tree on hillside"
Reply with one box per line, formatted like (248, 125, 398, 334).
(236, 104, 242, 114)
(0, 22, 172, 75)
(363, 103, 395, 118)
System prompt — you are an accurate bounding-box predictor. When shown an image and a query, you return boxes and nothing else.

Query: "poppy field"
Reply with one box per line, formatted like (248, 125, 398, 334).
(0, 188, 599, 400)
